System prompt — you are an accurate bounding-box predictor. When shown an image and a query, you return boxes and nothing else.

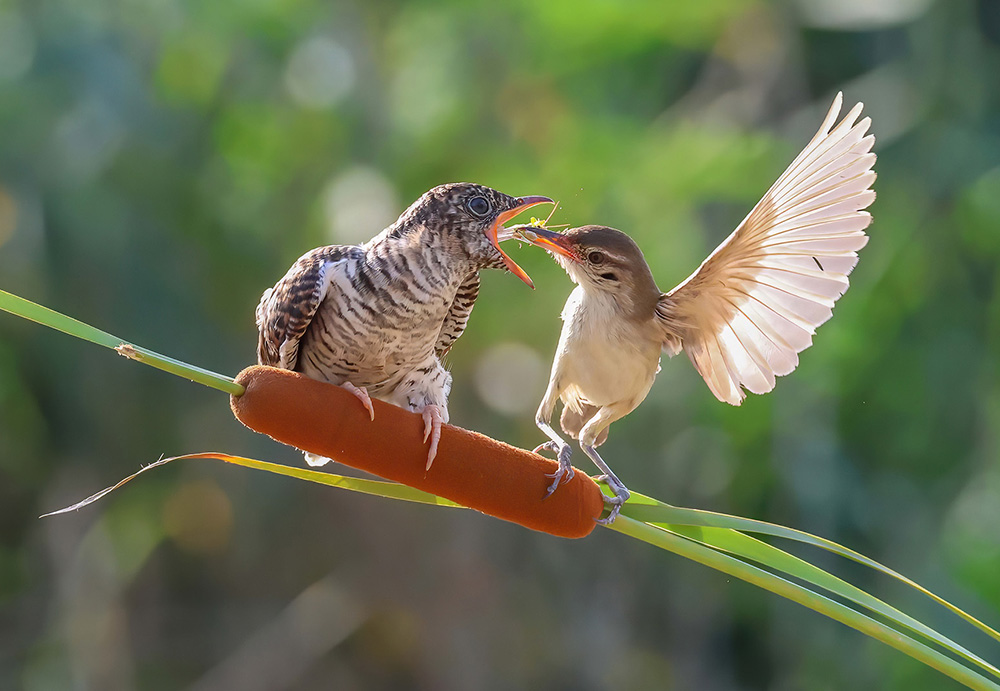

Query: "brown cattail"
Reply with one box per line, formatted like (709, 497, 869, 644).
(230, 366, 604, 538)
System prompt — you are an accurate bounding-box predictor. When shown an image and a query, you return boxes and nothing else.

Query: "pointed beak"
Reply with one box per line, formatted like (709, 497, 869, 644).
(487, 195, 553, 289)
(513, 225, 580, 262)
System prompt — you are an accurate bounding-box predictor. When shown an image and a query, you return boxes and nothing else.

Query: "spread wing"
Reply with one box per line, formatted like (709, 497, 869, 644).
(656, 92, 875, 405)
(435, 271, 480, 358)
(255, 245, 359, 369)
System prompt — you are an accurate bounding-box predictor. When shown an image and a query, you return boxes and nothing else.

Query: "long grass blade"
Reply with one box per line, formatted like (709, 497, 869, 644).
(0, 288, 244, 396)
(40, 453, 461, 517)
(608, 518, 1000, 691)
(39, 455, 1000, 689)
(621, 494, 1000, 646)
(656, 520, 999, 680)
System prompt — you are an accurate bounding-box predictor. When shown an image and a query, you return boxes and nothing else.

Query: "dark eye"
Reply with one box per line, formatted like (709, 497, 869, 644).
(587, 251, 605, 264)
(467, 196, 491, 217)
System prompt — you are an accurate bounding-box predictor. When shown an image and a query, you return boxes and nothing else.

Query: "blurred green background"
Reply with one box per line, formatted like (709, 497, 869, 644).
(2, 0, 1000, 688)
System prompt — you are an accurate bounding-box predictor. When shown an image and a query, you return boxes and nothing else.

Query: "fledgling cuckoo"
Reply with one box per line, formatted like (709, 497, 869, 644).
(517, 93, 875, 522)
(256, 182, 552, 467)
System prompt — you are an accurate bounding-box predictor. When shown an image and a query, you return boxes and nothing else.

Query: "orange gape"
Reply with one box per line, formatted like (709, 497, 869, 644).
(230, 366, 604, 538)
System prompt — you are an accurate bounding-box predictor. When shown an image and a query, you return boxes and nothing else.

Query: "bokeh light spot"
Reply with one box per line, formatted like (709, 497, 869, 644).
(474, 342, 546, 416)
(284, 37, 355, 110)
(321, 166, 399, 244)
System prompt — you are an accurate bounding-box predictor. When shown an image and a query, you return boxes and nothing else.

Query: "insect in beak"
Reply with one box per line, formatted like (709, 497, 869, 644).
(487, 195, 554, 288)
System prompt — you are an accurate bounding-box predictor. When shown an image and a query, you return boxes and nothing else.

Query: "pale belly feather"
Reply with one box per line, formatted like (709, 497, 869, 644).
(298, 257, 455, 400)
(557, 287, 660, 412)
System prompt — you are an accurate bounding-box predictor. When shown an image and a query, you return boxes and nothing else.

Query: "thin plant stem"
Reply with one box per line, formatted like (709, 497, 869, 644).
(0, 288, 244, 396)
(606, 517, 1000, 691)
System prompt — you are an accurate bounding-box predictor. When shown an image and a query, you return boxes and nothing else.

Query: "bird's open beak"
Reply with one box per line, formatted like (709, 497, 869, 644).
(488, 195, 553, 289)
(512, 226, 580, 262)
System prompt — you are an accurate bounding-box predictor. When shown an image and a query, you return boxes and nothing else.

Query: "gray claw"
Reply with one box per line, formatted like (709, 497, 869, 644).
(532, 440, 558, 456)
(593, 478, 630, 525)
(541, 443, 575, 498)
(557, 443, 574, 473)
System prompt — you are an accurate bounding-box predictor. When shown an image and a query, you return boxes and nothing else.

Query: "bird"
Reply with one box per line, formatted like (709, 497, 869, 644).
(515, 93, 875, 523)
(255, 182, 552, 468)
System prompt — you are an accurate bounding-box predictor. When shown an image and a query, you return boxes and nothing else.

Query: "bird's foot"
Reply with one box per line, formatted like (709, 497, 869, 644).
(342, 382, 374, 421)
(593, 475, 631, 525)
(422, 405, 445, 470)
(532, 440, 556, 456)
(533, 441, 574, 498)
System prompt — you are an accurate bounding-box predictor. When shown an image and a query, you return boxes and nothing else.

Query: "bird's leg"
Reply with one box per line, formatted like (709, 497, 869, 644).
(534, 424, 574, 496)
(581, 448, 630, 524)
(383, 359, 451, 470)
(581, 444, 631, 524)
(422, 404, 445, 470)
(341, 381, 374, 421)
(577, 405, 631, 524)
(533, 379, 574, 497)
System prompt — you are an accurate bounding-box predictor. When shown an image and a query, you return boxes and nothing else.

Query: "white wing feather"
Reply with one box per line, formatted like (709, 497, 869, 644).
(656, 92, 875, 405)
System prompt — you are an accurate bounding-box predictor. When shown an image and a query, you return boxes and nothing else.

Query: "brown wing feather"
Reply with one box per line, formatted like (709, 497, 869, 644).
(256, 245, 358, 369)
(656, 93, 876, 405)
(435, 271, 480, 358)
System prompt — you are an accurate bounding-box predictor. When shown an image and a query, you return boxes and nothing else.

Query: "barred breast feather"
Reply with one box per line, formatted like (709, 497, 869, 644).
(436, 272, 479, 357)
(256, 241, 481, 396)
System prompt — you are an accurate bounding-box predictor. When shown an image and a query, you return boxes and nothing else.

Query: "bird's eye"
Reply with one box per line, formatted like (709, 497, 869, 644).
(587, 251, 605, 265)
(467, 196, 491, 218)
